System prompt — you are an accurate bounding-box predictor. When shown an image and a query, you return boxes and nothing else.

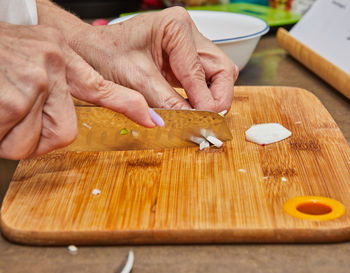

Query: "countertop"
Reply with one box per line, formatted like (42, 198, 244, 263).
(1, 34, 349, 273)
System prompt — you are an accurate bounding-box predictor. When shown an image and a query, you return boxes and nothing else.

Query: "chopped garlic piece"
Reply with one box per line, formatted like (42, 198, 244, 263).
(281, 177, 288, 182)
(206, 136, 223, 148)
(218, 110, 227, 117)
(245, 123, 291, 145)
(68, 245, 78, 255)
(131, 130, 139, 138)
(82, 123, 91, 129)
(199, 140, 210, 150)
(238, 169, 247, 173)
(92, 189, 101, 196)
(190, 136, 207, 145)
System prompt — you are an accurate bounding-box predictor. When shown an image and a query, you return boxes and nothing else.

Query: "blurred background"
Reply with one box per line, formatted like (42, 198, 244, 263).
(52, 0, 315, 19)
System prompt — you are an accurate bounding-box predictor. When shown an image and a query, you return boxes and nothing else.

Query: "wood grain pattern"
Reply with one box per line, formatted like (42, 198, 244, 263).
(276, 28, 350, 99)
(1, 86, 350, 245)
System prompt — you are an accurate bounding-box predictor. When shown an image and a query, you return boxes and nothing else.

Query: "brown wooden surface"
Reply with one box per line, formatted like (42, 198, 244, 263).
(2, 86, 350, 245)
(276, 28, 350, 99)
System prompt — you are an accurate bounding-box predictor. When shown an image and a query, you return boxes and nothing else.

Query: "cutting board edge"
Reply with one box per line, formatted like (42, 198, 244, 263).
(2, 218, 350, 245)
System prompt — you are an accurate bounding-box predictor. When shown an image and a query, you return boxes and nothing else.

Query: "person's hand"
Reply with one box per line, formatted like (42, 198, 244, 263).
(0, 23, 158, 159)
(69, 7, 239, 113)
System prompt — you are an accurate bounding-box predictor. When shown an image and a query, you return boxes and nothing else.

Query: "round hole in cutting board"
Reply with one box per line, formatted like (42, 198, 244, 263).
(296, 202, 332, 215)
(283, 196, 346, 221)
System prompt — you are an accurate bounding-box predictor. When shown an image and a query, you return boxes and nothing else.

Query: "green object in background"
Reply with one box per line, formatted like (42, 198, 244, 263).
(230, 0, 269, 5)
(120, 2, 301, 28)
(187, 3, 301, 27)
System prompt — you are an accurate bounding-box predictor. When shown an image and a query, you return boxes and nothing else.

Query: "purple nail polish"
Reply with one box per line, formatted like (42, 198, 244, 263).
(149, 108, 165, 127)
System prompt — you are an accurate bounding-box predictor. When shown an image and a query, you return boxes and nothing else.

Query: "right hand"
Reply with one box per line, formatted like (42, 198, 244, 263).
(0, 23, 157, 160)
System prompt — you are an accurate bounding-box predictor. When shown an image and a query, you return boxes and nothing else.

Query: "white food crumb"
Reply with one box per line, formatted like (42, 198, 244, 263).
(122, 251, 135, 273)
(82, 123, 91, 129)
(92, 189, 101, 196)
(218, 110, 227, 117)
(157, 152, 163, 157)
(238, 169, 247, 173)
(263, 176, 269, 180)
(295, 121, 302, 124)
(68, 245, 78, 255)
(281, 177, 288, 182)
(245, 123, 292, 145)
(206, 136, 223, 148)
(131, 130, 139, 138)
(199, 140, 210, 150)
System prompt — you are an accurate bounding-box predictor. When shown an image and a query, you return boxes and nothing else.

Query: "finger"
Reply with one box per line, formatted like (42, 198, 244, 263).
(160, 8, 216, 111)
(32, 88, 77, 157)
(63, 46, 161, 128)
(0, 53, 48, 159)
(0, 49, 46, 142)
(192, 28, 238, 112)
(31, 45, 78, 157)
(0, 79, 27, 142)
(0, 89, 46, 159)
(199, 48, 237, 112)
(118, 53, 192, 109)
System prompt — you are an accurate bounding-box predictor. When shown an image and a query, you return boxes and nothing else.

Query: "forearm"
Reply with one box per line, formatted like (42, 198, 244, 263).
(36, 0, 91, 47)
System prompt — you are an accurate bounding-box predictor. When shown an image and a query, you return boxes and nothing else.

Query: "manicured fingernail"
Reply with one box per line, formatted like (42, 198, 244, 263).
(149, 108, 165, 127)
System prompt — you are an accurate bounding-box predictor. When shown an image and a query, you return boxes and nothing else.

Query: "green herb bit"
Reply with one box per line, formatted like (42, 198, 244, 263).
(120, 128, 129, 135)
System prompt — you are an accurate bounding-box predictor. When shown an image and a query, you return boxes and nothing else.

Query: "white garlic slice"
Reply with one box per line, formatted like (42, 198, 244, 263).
(245, 123, 291, 145)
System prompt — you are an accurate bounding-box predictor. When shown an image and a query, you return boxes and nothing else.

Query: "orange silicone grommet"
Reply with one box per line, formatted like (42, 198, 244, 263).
(283, 196, 346, 221)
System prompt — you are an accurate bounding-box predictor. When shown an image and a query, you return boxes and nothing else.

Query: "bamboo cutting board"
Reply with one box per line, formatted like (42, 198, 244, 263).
(1, 86, 350, 245)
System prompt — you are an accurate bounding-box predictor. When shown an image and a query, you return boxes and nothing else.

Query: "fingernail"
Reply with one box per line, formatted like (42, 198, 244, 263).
(149, 108, 165, 127)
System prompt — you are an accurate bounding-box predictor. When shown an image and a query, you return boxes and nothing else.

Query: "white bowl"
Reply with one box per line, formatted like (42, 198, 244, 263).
(109, 10, 269, 70)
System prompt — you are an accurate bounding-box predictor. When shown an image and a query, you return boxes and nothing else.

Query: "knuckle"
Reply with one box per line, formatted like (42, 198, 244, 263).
(41, 42, 65, 67)
(29, 66, 49, 94)
(122, 92, 146, 111)
(167, 6, 191, 22)
(92, 79, 116, 102)
(192, 62, 206, 77)
(6, 95, 31, 120)
(182, 62, 205, 84)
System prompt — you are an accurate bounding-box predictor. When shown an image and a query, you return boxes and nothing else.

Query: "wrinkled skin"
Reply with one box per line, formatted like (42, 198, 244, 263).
(70, 7, 238, 112)
(0, 5, 238, 160)
(0, 23, 155, 159)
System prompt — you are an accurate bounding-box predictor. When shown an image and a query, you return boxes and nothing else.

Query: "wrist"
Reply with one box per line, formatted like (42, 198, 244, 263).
(36, 0, 93, 49)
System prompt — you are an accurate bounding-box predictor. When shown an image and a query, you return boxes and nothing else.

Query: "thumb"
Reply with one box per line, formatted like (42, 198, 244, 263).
(64, 47, 161, 128)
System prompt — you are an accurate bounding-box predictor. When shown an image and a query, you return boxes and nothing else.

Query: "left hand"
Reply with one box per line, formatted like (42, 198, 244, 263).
(69, 7, 239, 113)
